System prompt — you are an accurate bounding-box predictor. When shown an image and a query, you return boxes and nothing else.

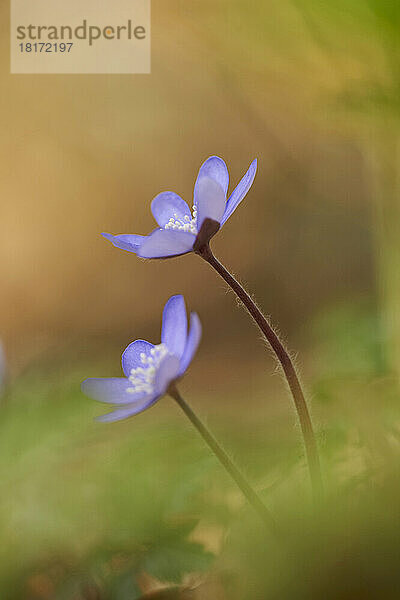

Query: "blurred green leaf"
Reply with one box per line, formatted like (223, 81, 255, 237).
(142, 540, 212, 584)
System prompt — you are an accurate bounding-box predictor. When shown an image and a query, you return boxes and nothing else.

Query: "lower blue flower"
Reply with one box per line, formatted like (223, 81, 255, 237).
(81, 295, 201, 422)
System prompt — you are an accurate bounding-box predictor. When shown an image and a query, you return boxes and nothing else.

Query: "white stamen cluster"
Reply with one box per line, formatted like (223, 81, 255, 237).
(164, 207, 198, 234)
(126, 343, 168, 395)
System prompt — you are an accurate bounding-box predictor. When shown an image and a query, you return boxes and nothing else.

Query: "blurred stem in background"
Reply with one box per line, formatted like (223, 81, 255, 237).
(295, 1, 400, 383)
(282, 1, 400, 383)
(195, 242, 323, 504)
(367, 127, 400, 382)
(169, 385, 277, 533)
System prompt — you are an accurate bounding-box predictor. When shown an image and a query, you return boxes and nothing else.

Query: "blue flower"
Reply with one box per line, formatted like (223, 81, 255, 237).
(102, 156, 257, 258)
(81, 295, 201, 422)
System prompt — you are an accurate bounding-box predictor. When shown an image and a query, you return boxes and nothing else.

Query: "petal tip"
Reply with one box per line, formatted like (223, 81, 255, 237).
(95, 413, 115, 424)
(167, 293, 184, 304)
(81, 378, 91, 392)
(81, 378, 97, 398)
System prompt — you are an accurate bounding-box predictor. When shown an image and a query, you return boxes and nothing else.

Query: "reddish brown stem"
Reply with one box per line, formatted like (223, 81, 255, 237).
(196, 243, 323, 504)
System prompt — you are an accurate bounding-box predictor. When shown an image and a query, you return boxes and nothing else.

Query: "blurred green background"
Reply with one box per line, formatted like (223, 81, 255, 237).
(1, 0, 400, 597)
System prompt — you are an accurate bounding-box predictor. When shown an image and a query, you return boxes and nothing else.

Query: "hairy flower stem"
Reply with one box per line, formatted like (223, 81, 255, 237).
(195, 242, 323, 504)
(169, 385, 277, 533)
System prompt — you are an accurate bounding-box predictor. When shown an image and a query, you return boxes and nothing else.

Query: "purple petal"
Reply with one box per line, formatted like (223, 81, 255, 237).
(179, 313, 202, 376)
(136, 228, 195, 259)
(194, 156, 229, 202)
(122, 340, 154, 377)
(154, 355, 180, 395)
(221, 158, 257, 225)
(97, 395, 159, 422)
(82, 377, 150, 405)
(161, 295, 187, 358)
(151, 192, 191, 227)
(102, 232, 145, 253)
(195, 177, 227, 230)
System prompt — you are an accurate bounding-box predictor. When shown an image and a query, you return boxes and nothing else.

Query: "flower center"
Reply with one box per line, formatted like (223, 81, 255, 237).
(163, 206, 197, 234)
(126, 343, 168, 395)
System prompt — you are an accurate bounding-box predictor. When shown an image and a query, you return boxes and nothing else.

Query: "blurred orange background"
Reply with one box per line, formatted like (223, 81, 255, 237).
(0, 0, 396, 384)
